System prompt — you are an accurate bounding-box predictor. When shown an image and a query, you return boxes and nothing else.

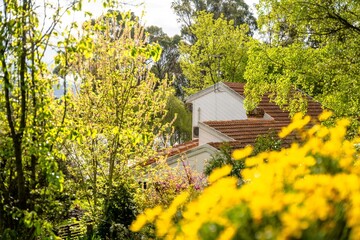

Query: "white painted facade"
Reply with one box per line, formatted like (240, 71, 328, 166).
(166, 82, 273, 173)
(167, 144, 219, 173)
(198, 122, 233, 145)
(187, 84, 248, 128)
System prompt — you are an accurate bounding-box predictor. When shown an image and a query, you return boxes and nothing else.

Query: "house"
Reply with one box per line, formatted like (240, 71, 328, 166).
(163, 82, 323, 173)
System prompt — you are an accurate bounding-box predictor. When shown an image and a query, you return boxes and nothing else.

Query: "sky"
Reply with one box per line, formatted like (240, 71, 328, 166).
(138, 0, 258, 36)
(46, 0, 258, 65)
(78, 0, 259, 37)
(51, 0, 258, 95)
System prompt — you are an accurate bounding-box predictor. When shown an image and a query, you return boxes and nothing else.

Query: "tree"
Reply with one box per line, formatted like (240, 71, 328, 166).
(0, 0, 86, 237)
(204, 145, 244, 181)
(146, 26, 187, 98)
(244, 0, 360, 118)
(162, 94, 192, 145)
(171, 0, 256, 42)
(59, 11, 171, 223)
(252, 130, 282, 155)
(180, 12, 250, 94)
(146, 27, 192, 144)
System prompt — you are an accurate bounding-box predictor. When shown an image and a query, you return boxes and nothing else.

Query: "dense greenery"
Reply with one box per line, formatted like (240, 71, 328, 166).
(180, 12, 250, 94)
(0, 0, 85, 238)
(171, 0, 256, 42)
(0, 1, 172, 239)
(244, 0, 360, 117)
(131, 112, 360, 239)
(2, 0, 360, 239)
(204, 145, 244, 180)
(146, 26, 186, 97)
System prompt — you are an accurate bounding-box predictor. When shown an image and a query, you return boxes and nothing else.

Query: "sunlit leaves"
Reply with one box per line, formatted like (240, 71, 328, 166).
(180, 12, 250, 94)
(245, 0, 360, 118)
(61, 10, 172, 218)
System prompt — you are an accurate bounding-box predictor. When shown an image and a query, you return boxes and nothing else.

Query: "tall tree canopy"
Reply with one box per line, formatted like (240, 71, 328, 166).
(146, 26, 186, 97)
(244, 0, 360, 117)
(171, 0, 256, 42)
(58, 10, 171, 218)
(180, 12, 250, 94)
(146, 26, 192, 144)
(0, 0, 88, 237)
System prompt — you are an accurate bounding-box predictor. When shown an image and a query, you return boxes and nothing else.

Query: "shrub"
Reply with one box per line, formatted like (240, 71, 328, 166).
(143, 161, 206, 208)
(97, 180, 139, 240)
(204, 144, 244, 181)
(130, 111, 360, 239)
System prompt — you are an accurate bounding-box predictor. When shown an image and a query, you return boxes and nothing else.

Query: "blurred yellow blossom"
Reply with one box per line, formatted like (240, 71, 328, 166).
(208, 165, 232, 184)
(131, 112, 360, 239)
(318, 110, 333, 121)
(232, 145, 253, 160)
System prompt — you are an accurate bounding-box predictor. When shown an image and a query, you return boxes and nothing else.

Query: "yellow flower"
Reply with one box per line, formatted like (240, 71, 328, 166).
(208, 165, 232, 184)
(156, 191, 190, 237)
(145, 205, 163, 222)
(318, 110, 333, 121)
(278, 125, 293, 138)
(232, 145, 253, 160)
(132, 114, 360, 240)
(279, 113, 310, 138)
(130, 214, 147, 232)
(218, 226, 236, 240)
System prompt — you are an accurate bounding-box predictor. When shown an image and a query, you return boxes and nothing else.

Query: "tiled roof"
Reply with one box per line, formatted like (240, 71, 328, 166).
(164, 139, 199, 157)
(204, 119, 296, 148)
(201, 82, 323, 148)
(164, 139, 246, 157)
(153, 82, 323, 161)
(207, 141, 244, 150)
(144, 139, 199, 166)
(223, 82, 323, 121)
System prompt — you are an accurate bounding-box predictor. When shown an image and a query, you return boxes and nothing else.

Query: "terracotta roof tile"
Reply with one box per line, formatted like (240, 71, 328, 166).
(144, 139, 199, 166)
(164, 139, 199, 157)
(207, 141, 244, 150)
(204, 119, 297, 148)
(150, 82, 323, 161)
(223, 82, 323, 120)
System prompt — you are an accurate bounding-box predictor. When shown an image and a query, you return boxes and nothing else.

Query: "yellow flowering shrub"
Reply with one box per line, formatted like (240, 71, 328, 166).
(131, 111, 360, 239)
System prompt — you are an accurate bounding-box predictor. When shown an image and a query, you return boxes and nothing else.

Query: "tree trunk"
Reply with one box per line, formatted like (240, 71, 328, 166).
(14, 136, 26, 209)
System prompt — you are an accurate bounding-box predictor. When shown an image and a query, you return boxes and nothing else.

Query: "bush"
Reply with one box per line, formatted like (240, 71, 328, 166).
(204, 144, 244, 181)
(130, 111, 360, 239)
(143, 161, 206, 208)
(97, 180, 139, 240)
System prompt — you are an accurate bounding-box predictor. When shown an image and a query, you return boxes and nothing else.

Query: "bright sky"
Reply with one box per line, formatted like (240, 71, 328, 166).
(78, 0, 258, 37)
(139, 0, 258, 36)
(46, 0, 259, 65)
(134, 0, 258, 36)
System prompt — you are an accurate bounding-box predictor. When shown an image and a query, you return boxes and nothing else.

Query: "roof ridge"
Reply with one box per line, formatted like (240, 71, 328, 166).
(203, 119, 277, 124)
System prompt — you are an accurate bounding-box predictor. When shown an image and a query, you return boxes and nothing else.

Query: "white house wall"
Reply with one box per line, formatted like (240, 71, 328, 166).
(167, 145, 218, 174)
(192, 88, 247, 127)
(198, 122, 233, 145)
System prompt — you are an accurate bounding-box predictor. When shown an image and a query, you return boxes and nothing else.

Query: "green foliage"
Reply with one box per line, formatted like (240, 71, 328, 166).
(0, 0, 88, 237)
(163, 94, 192, 145)
(252, 130, 282, 156)
(244, 0, 360, 118)
(180, 12, 250, 94)
(204, 145, 244, 181)
(55, 11, 172, 239)
(1, 1, 174, 238)
(146, 26, 187, 98)
(171, 0, 256, 42)
(97, 179, 139, 239)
